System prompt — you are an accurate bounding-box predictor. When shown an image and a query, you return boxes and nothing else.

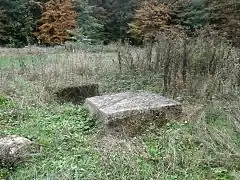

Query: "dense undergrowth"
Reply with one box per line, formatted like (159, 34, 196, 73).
(0, 41, 240, 179)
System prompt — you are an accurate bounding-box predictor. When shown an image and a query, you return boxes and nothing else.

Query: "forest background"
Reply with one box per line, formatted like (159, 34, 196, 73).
(0, 0, 239, 47)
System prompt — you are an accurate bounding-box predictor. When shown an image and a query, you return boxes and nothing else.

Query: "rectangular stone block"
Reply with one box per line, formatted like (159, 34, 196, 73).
(85, 91, 182, 126)
(54, 83, 99, 104)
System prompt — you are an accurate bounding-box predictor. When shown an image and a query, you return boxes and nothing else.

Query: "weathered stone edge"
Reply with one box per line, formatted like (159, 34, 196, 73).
(102, 104, 183, 124)
(85, 98, 182, 125)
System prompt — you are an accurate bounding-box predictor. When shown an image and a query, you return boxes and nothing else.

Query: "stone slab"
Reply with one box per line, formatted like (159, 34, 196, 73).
(85, 91, 182, 125)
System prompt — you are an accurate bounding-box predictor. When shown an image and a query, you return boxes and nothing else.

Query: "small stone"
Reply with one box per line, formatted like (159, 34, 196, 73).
(0, 135, 32, 167)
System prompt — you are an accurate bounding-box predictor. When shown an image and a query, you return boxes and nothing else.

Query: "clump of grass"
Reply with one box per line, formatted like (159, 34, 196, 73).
(0, 95, 9, 105)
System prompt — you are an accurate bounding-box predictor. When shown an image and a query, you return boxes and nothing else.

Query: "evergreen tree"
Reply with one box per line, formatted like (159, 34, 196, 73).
(173, 0, 207, 35)
(206, 0, 240, 46)
(102, 0, 141, 42)
(74, 0, 105, 41)
(86, 0, 141, 43)
(0, 0, 46, 47)
(0, 7, 10, 45)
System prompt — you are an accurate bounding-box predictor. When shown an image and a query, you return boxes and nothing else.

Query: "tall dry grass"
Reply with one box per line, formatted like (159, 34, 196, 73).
(0, 35, 239, 106)
(117, 34, 240, 101)
(0, 44, 117, 106)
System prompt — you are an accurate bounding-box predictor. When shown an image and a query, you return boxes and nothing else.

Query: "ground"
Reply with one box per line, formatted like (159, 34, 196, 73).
(0, 43, 240, 179)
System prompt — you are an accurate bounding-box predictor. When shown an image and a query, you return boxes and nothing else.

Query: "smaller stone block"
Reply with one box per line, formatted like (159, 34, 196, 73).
(0, 135, 32, 166)
(55, 83, 99, 104)
(85, 91, 182, 126)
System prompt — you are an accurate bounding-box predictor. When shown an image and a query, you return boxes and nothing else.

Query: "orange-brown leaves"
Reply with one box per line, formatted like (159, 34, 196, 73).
(129, 0, 188, 40)
(129, 0, 175, 40)
(34, 0, 77, 45)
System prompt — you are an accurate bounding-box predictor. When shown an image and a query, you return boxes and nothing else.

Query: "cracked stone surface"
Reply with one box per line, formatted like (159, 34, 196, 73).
(85, 91, 182, 126)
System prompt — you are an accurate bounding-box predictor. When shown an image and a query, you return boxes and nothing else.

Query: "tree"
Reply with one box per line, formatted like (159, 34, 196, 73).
(34, 0, 77, 45)
(129, 0, 192, 91)
(0, 0, 35, 47)
(128, 0, 190, 41)
(173, 0, 207, 36)
(206, 0, 240, 46)
(0, 0, 47, 47)
(74, 0, 105, 41)
(83, 0, 141, 43)
(101, 0, 141, 42)
(0, 7, 10, 45)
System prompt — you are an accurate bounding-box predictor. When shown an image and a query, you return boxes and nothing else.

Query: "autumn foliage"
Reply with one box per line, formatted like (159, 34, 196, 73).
(34, 0, 77, 45)
(129, 0, 191, 40)
(129, 0, 174, 40)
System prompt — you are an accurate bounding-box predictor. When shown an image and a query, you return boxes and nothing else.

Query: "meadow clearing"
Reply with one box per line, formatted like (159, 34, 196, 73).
(0, 40, 240, 179)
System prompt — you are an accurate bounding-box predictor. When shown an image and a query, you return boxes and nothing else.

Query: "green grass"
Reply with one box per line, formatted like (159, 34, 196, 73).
(1, 97, 239, 179)
(0, 44, 240, 179)
(1, 101, 100, 179)
(0, 55, 48, 68)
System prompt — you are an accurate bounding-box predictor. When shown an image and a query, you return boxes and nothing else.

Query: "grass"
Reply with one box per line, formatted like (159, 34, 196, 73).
(0, 41, 240, 179)
(1, 99, 239, 179)
(0, 56, 41, 67)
